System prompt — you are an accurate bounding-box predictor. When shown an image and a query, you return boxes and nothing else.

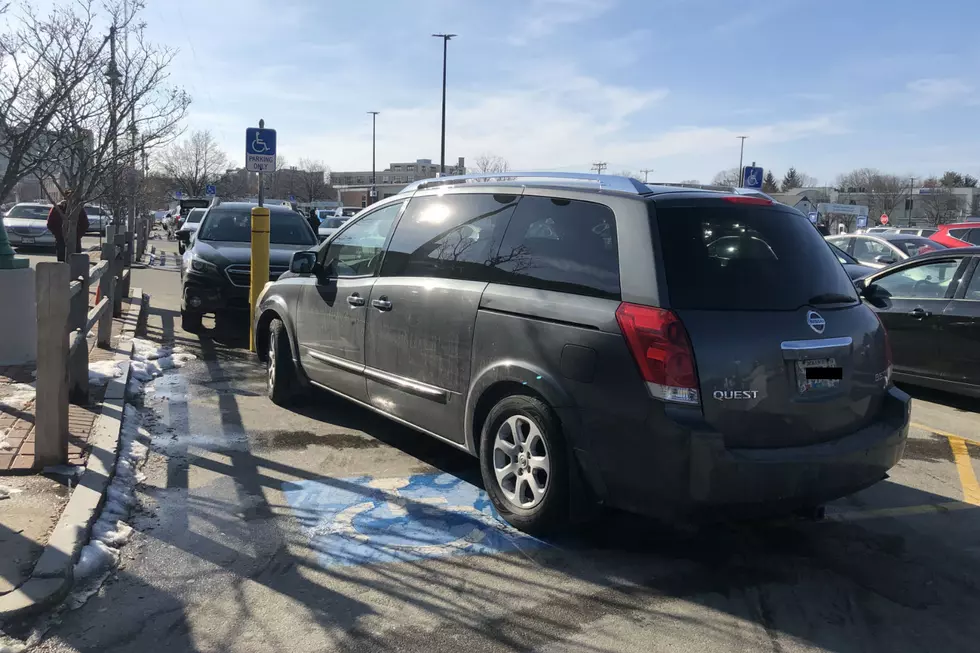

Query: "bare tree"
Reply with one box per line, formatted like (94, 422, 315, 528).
(297, 158, 331, 202)
(35, 0, 188, 253)
(678, 179, 702, 185)
(919, 186, 966, 225)
(0, 1, 112, 205)
(712, 168, 740, 186)
(215, 167, 253, 199)
(472, 153, 510, 175)
(835, 169, 907, 219)
(158, 130, 227, 198)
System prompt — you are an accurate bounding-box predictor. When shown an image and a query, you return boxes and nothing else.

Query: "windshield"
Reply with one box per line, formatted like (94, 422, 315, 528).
(341, 208, 360, 217)
(197, 207, 317, 245)
(186, 208, 205, 224)
(654, 203, 858, 311)
(888, 236, 946, 257)
(6, 205, 49, 219)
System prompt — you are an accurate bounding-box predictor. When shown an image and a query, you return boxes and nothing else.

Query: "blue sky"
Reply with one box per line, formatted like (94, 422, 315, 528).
(145, 0, 980, 184)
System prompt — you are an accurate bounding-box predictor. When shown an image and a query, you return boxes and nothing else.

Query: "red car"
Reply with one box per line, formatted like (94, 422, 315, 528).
(930, 223, 980, 248)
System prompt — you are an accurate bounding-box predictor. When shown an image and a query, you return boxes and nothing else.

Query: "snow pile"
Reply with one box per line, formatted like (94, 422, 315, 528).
(70, 403, 149, 606)
(0, 383, 36, 412)
(88, 359, 127, 386)
(129, 338, 195, 382)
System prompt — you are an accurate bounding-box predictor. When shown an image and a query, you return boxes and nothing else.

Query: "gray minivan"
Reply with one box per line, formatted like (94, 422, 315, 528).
(253, 173, 910, 533)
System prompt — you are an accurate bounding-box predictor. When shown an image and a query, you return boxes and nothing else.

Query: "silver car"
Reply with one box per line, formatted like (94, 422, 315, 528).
(3, 203, 55, 248)
(317, 216, 351, 241)
(827, 233, 947, 268)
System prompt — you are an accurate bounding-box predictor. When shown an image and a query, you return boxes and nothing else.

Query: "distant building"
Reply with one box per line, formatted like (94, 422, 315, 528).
(331, 157, 465, 207)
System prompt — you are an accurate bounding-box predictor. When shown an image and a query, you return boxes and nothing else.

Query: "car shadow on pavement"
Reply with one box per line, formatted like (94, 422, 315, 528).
(897, 382, 980, 414)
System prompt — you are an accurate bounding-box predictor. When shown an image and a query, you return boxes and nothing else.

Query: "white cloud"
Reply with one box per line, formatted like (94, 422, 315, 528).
(509, 0, 616, 44)
(899, 78, 973, 111)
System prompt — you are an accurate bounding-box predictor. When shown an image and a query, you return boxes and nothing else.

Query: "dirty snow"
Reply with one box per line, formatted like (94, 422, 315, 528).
(88, 359, 127, 386)
(88, 339, 196, 386)
(0, 382, 36, 412)
(69, 403, 149, 607)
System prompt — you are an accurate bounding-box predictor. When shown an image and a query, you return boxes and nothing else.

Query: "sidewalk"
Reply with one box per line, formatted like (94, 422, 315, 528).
(0, 291, 144, 608)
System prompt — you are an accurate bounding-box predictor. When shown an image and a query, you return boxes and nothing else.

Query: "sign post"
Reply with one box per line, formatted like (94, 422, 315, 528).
(247, 119, 276, 351)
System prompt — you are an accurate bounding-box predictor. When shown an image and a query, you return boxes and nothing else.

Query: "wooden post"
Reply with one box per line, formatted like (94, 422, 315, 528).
(113, 233, 127, 316)
(68, 253, 89, 403)
(35, 262, 70, 467)
(98, 243, 115, 347)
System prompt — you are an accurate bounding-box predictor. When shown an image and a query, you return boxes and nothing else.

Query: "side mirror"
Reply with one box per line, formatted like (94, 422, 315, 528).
(289, 251, 317, 275)
(874, 254, 896, 265)
(176, 230, 190, 244)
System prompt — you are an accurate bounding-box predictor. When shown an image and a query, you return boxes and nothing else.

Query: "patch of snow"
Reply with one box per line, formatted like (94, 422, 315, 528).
(88, 359, 126, 386)
(0, 383, 36, 412)
(126, 375, 143, 399)
(127, 339, 196, 382)
(70, 403, 149, 608)
(0, 485, 24, 500)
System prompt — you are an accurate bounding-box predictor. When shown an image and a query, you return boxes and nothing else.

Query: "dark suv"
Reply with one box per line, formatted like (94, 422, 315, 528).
(180, 202, 318, 332)
(253, 173, 910, 533)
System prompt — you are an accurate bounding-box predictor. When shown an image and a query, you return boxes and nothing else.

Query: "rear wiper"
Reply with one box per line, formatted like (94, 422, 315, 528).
(807, 293, 857, 305)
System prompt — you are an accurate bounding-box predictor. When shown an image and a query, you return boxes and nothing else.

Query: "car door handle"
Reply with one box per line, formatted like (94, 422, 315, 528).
(371, 297, 392, 311)
(347, 294, 365, 307)
(908, 307, 932, 319)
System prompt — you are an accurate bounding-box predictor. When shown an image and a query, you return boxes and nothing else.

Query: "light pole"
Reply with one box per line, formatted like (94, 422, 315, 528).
(432, 33, 456, 174)
(736, 135, 747, 185)
(367, 111, 379, 204)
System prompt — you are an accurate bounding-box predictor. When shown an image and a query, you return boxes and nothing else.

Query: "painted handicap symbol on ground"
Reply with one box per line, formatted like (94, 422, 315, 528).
(282, 473, 541, 567)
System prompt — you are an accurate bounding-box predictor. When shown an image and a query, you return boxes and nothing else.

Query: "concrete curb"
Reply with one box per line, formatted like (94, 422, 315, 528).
(0, 288, 147, 624)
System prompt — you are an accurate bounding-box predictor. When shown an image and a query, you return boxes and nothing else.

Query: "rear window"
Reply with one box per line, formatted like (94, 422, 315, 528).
(197, 208, 316, 245)
(7, 205, 49, 219)
(654, 204, 858, 311)
(323, 218, 347, 229)
(186, 209, 205, 224)
(341, 208, 359, 217)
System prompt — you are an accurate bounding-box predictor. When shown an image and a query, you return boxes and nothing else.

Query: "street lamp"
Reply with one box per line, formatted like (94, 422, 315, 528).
(367, 111, 379, 204)
(431, 33, 456, 174)
(736, 135, 747, 185)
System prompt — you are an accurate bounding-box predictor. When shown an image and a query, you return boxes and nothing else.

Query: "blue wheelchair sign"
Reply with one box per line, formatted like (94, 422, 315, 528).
(245, 128, 276, 156)
(856, 215, 868, 228)
(205, 184, 216, 196)
(742, 166, 764, 189)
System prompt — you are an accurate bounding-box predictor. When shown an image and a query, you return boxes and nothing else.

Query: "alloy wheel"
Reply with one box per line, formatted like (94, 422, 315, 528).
(492, 414, 550, 509)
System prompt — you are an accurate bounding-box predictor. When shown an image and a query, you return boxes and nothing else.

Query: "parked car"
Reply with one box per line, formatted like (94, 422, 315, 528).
(179, 202, 318, 332)
(896, 227, 938, 238)
(317, 216, 351, 242)
(864, 227, 897, 234)
(252, 172, 910, 533)
(829, 243, 876, 280)
(929, 223, 980, 248)
(856, 247, 980, 398)
(85, 205, 111, 234)
(827, 233, 946, 268)
(176, 207, 206, 254)
(3, 203, 55, 248)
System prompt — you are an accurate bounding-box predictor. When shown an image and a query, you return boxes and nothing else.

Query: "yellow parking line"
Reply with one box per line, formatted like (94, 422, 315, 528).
(911, 422, 980, 506)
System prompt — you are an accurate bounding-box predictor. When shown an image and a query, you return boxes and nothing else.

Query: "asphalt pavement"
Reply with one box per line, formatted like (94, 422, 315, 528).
(24, 236, 980, 653)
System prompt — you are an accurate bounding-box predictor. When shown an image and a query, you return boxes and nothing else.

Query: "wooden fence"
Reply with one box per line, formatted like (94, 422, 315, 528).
(33, 232, 132, 467)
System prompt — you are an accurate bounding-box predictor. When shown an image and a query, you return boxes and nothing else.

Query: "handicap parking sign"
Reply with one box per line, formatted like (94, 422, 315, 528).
(283, 473, 540, 567)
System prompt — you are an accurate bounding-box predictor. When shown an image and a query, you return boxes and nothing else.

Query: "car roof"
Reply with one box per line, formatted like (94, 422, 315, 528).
(12, 202, 51, 207)
(937, 223, 979, 230)
(211, 202, 297, 212)
(874, 232, 934, 241)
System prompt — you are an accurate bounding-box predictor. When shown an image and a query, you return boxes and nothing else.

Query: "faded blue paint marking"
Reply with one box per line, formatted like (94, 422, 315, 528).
(282, 473, 541, 567)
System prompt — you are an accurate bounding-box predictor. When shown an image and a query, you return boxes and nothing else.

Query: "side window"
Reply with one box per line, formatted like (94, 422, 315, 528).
(853, 238, 891, 260)
(322, 201, 402, 277)
(873, 260, 962, 300)
(380, 193, 519, 281)
(492, 196, 620, 299)
(966, 229, 980, 245)
(965, 264, 980, 300)
(948, 228, 971, 243)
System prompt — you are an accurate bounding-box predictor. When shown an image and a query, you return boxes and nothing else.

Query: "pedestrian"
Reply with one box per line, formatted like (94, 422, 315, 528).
(307, 207, 320, 233)
(47, 190, 89, 262)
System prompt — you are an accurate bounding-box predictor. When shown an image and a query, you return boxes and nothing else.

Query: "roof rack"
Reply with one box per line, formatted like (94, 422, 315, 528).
(399, 171, 648, 195)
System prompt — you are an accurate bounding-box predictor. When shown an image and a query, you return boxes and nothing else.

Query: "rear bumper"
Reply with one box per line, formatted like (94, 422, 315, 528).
(7, 232, 56, 246)
(580, 386, 911, 520)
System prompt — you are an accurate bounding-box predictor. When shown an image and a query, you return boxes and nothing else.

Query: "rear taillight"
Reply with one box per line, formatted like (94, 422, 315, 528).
(615, 303, 700, 405)
(723, 196, 773, 206)
(872, 311, 893, 386)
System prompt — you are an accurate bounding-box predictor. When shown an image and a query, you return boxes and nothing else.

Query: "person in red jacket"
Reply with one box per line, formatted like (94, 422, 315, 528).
(47, 190, 88, 261)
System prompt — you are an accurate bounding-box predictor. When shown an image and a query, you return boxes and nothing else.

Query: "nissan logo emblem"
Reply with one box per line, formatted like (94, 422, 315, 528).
(806, 310, 826, 334)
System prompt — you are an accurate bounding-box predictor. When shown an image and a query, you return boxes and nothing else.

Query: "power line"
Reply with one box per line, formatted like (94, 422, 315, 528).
(591, 162, 607, 175)
(639, 168, 654, 182)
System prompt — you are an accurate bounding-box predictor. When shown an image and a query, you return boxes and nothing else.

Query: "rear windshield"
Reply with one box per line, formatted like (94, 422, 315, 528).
(887, 236, 946, 257)
(341, 208, 360, 217)
(323, 218, 347, 229)
(654, 203, 858, 311)
(7, 205, 49, 219)
(197, 208, 316, 245)
(186, 209, 205, 224)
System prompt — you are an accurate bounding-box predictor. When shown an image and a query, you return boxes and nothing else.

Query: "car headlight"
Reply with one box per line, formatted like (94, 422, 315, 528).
(190, 255, 219, 275)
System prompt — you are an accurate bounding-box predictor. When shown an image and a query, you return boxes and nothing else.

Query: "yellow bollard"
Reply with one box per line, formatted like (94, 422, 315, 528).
(249, 206, 271, 352)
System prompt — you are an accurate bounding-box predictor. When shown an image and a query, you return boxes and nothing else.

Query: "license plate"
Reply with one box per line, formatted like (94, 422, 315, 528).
(20, 237, 34, 244)
(796, 358, 842, 393)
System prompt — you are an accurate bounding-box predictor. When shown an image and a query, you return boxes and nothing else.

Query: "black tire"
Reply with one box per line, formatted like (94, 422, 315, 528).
(267, 318, 295, 406)
(479, 395, 569, 535)
(181, 309, 202, 333)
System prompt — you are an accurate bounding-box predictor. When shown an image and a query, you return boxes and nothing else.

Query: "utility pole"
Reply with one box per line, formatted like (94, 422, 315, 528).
(368, 111, 379, 205)
(431, 34, 455, 174)
(591, 162, 607, 175)
(736, 136, 747, 184)
(905, 176, 916, 227)
(640, 168, 653, 183)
